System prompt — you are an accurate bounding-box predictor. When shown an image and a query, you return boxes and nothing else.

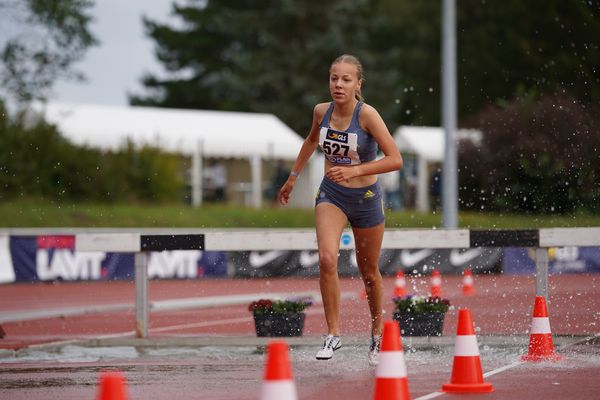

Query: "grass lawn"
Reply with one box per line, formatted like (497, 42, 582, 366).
(1, 200, 599, 229)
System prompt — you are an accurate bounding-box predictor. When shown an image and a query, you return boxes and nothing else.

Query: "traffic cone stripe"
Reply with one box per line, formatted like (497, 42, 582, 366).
(530, 317, 552, 334)
(431, 276, 442, 286)
(261, 341, 297, 400)
(373, 320, 411, 400)
(376, 351, 408, 378)
(441, 309, 494, 393)
(260, 382, 298, 400)
(453, 335, 480, 357)
(463, 275, 474, 285)
(393, 271, 407, 297)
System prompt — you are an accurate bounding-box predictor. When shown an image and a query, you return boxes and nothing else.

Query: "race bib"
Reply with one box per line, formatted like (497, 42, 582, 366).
(319, 127, 361, 165)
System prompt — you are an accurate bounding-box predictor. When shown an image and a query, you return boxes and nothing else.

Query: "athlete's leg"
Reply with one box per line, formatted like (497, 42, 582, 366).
(352, 222, 385, 336)
(315, 203, 348, 336)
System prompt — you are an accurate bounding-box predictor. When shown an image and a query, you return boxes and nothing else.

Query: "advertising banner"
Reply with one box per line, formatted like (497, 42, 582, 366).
(503, 247, 600, 274)
(4, 235, 227, 283)
(232, 248, 503, 278)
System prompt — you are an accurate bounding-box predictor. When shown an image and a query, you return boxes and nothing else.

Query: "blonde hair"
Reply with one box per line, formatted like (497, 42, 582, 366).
(330, 54, 365, 101)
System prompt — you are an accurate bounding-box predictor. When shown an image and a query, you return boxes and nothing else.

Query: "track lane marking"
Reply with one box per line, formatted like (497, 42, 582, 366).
(414, 332, 600, 400)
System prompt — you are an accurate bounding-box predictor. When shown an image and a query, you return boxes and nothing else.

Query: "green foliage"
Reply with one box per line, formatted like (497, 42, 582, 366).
(0, 0, 98, 103)
(460, 92, 600, 214)
(132, 0, 396, 135)
(248, 298, 314, 315)
(0, 107, 185, 203)
(133, 0, 600, 134)
(393, 295, 450, 314)
(3, 199, 599, 228)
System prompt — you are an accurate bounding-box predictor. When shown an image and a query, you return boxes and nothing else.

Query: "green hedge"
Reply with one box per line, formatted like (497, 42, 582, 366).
(0, 104, 185, 203)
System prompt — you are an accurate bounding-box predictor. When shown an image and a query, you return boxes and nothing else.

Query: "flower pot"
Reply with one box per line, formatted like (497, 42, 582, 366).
(253, 312, 306, 337)
(392, 311, 446, 336)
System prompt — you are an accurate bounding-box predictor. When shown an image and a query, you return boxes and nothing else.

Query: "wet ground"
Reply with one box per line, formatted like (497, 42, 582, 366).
(1, 335, 599, 399)
(0, 275, 599, 399)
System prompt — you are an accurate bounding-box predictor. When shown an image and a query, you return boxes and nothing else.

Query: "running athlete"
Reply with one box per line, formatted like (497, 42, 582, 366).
(278, 54, 403, 366)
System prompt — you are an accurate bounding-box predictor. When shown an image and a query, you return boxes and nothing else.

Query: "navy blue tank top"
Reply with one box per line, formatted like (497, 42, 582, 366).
(318, 101, 378, 165)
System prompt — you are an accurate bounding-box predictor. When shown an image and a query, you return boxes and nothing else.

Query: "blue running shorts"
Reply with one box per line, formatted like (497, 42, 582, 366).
(315, 176, 385, 228)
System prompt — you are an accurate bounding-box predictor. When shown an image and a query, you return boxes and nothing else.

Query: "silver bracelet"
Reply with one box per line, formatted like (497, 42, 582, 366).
(290, 171, 299, 178)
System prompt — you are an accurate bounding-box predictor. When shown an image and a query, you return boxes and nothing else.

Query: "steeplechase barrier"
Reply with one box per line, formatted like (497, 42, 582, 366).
(69, 227, 600, 338)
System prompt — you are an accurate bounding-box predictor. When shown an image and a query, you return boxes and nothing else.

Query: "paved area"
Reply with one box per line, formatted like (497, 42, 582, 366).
(0, 274, 599, 399)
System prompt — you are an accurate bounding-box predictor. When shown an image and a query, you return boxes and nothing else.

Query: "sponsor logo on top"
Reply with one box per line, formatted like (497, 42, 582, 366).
(340, 233, 353, 247)
(327, 130, 348, 143)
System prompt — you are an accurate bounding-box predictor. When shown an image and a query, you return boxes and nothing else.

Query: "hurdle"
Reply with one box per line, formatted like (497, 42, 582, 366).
(73, 227, 600, 338)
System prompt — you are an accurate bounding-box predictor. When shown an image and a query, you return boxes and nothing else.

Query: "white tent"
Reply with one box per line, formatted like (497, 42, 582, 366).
(36, 102, 310, 208)
(393, 126, 481, 212)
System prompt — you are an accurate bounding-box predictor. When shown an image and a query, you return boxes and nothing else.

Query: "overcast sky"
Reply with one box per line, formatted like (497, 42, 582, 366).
(52, 0, 175, 106)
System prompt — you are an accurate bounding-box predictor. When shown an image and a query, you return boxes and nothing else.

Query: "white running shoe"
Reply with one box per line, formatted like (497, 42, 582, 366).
(368, 335, 381, 366)
(316, 335, 341, 360)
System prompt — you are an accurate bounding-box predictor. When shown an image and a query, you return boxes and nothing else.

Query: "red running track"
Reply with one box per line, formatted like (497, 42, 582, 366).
(0, 274, 599, 348)
(0, 274, 599, 400)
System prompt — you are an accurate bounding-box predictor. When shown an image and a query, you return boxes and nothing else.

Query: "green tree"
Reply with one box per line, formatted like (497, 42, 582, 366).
(459, 92, 600, 214)
(456, 0, 600, 117)
(0, 0, 98, 103)
(0, 105, 185, 203)
(131, 0, 397, 136)
(133, 0, 600, 133)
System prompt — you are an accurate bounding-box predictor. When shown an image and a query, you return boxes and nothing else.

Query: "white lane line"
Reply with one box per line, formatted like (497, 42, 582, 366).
(150, 308, 325, 333)
(150, 316, 253, 333)
(0, 289, 340, 323)
(26, 308, 325, 347)
(413, 331, 600, 400)
(482, 360, 524, 378)
(413, 360, 524, 400)
(0, 304, 133, 323)
(414, 392, 443, 400)
(20, 293, 348, 348)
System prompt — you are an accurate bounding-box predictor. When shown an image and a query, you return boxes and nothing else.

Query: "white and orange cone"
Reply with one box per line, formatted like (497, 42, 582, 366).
(430, 269, 442, 297)
(441, 308, 494, 393)
(97, 371, 129, 400)
(373, 320, 411, 400)
(393, 270, 407, 298)
(462, 268, 475, 296)
(260, 341, 297, 400)
(521, 296, 561, 362)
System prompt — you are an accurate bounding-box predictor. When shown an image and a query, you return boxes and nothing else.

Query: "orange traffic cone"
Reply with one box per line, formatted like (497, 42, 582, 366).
(260, 341, 297, 400)
(462, 268, 475, 296)
(441, 308, 494, 393)
(430, 269, 442, 297)
(393, 270, 407, 298)
(521, 296, 561, 362)
(97, 371, 129, 400)
(373, 320, 411, 400)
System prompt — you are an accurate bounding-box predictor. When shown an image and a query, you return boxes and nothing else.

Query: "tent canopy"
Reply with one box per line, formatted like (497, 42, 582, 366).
(38, 102, 304, 160)
(393, 126, 482, 162)
(393, 126, 482, 212)
(394, 126, 444, 162)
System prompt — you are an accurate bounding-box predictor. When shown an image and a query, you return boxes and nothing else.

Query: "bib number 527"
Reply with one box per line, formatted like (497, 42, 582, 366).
(323, 141, 350, 156)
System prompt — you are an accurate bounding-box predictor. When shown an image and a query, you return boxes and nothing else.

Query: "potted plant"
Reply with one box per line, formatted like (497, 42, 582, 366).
(392, 295, 451, 336)
(248, 297, 313, 337)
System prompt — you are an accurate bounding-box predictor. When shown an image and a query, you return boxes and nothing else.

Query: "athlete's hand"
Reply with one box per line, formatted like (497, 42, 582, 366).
(326, 166, 357, 183)
(278, 178, 296, 206)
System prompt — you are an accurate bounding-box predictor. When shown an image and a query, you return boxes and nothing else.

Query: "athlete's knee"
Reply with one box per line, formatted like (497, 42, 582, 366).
(361, 268, 381, 287)
(319, 250, 338, 274)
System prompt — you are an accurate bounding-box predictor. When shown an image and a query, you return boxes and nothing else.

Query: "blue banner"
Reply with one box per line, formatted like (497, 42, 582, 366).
(4, 236, 227, 282)
(503, 247, 600, 274)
